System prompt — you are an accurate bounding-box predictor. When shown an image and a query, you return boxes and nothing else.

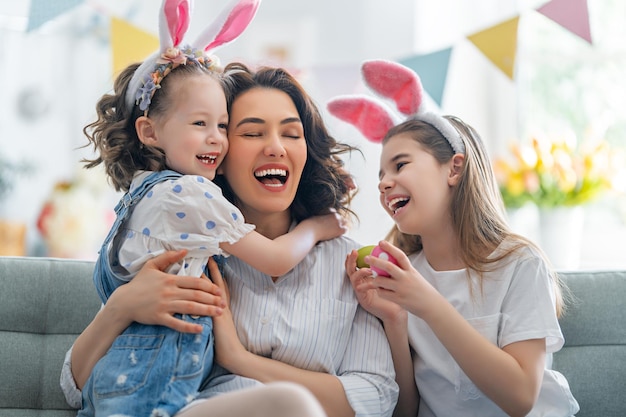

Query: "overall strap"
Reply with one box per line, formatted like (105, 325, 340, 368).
(114, 170, 183, 214)
(95, 170, 183, 302)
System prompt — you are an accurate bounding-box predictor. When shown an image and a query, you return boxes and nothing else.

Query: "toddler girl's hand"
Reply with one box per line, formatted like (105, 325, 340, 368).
(310, 209, 349, 242)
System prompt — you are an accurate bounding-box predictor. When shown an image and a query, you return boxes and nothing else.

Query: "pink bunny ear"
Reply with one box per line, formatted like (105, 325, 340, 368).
(362, 60, 423, 116)
(159, 0, 192, 50)
(193, 0, 261, 53)
(327, 96, 397, 143)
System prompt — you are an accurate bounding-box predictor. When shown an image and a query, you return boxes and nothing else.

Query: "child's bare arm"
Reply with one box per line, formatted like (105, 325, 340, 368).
(221, 212, 347, 276)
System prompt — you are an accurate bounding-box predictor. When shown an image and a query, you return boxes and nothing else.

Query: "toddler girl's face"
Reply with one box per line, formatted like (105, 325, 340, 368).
(152, 74, 229, 180)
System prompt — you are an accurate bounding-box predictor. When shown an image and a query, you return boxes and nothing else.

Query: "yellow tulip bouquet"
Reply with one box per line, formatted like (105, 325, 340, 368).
(494, 135, 617, 209)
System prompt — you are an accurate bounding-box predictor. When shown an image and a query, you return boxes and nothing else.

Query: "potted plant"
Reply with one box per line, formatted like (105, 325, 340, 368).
(493, 134, 618, 268)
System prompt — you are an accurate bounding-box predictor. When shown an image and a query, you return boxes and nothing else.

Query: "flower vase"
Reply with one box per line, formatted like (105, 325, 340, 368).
(538, 206, 585, 270)
(0, 219, 26, 256)
(506, 203, 540, 244)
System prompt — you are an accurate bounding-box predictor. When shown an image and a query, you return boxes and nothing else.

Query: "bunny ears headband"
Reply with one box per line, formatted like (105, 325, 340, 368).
(327, 59, 465, 155)
(126, 0, 261, 115)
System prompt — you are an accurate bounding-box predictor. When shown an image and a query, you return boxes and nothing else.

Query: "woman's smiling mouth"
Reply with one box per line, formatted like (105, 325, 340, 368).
(254, 168, 288, 187)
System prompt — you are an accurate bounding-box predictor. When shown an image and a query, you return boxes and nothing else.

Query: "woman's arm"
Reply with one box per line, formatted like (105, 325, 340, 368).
(208, 259, 356, 417)
(70, 250, 225, 388)
(220, 212, 347, 277)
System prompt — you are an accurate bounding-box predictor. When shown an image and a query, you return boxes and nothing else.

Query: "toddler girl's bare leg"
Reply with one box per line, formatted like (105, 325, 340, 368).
(176, 382, 327, 417)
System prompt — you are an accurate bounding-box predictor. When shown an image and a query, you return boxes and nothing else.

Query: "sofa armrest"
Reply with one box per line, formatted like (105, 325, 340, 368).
(0, 256, 100, 416)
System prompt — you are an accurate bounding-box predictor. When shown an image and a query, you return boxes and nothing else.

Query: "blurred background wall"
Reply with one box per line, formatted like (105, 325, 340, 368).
(1, 0, 624, 269)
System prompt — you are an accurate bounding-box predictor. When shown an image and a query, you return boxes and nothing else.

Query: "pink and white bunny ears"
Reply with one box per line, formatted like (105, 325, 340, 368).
(126, 0, 261, 114)
(327, 59, 465, 155)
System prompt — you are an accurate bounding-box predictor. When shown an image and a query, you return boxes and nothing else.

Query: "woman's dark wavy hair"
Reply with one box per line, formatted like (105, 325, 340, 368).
(82, 62, 220, 192)
(218, 62, 359, 222)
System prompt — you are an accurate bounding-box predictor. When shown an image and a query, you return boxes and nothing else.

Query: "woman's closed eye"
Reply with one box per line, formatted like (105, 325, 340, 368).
(242, 131, 263, 138)
(283, 132, 302, 139)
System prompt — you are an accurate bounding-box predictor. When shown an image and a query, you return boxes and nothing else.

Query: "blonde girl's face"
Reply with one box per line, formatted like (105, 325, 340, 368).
(147, 74, 229, 180)
(378, 133, 456, 236)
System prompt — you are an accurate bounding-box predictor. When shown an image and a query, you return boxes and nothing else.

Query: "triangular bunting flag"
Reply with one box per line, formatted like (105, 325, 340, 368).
(110, 17, 159, 77)
(399, 47, 453, 107)
(537, 0, 592, 44)
(27, 0, 85, 32)
(467, 16, 519, 80)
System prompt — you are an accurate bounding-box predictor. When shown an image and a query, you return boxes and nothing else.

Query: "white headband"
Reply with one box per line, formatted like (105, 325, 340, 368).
(327, 59, 465, 155)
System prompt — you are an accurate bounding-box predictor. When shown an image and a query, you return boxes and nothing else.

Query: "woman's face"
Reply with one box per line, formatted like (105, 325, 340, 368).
(220, 87, 307, 218)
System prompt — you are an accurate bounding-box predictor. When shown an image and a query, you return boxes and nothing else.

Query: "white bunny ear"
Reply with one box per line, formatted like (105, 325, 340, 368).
(159, 0, 193, 51)
(327, 95, 399, 144)
(192, 0, 261, 53)
(361, 59, 423, 116)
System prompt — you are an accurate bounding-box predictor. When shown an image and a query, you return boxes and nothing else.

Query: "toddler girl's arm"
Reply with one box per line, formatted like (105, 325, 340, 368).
(221, 211, 347, 277)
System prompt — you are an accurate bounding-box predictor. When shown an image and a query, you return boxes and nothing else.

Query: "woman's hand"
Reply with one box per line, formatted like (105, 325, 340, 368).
(345, 248, 405, 324)
(107, 250, 226, 334)
(206, 257, 249, 373)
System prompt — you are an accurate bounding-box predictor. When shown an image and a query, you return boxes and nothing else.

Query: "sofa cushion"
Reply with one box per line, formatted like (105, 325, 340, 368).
(0, 256, 99, 416)
(554, 270, 626, 417)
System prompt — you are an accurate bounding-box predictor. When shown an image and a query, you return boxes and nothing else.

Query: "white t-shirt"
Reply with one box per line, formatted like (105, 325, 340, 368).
(407, 243, 579, 416)
(115, 171, 255, 279)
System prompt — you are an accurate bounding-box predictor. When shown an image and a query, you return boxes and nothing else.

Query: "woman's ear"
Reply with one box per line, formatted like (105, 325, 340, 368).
(448, 153, 465, 186)
(135, 116, 158, 146)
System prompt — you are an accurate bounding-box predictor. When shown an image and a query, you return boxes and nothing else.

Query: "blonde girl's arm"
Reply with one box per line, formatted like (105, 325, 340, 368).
(385, 316, 419, 417)
(220, 212, 347, 277)
(368, 241, 545, 417)
(344, 249, 418, 417)
(422, 297, 545, 417)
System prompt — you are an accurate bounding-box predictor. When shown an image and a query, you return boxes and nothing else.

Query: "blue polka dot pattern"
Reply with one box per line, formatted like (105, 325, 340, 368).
(196, 176, 205, 183)
(181, 233, 189, 240)
(176, 212, 186, 219)
(173, 185, 183, 193)
(204, 192, 213, 199)
(126, 230, 135, 239)
(231, 212, 238, 221)
(147, 190, 153, 198)
(142, 228, 150, 236)
(206, 221, 216, 230)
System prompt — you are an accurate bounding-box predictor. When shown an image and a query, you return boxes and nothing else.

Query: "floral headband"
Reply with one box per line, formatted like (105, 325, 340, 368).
(327, 59, 465, 155)
(125, 0, 261, 115)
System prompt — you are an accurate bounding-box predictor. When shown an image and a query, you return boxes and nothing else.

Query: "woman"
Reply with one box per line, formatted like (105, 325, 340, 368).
(61, 63, 398, 417)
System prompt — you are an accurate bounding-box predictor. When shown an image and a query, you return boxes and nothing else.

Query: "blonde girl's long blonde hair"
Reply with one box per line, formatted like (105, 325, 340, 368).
(383, 116, 565, 316)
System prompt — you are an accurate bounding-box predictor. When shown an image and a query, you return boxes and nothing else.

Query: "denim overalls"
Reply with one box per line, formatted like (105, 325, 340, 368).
(79, 170, 215, 417)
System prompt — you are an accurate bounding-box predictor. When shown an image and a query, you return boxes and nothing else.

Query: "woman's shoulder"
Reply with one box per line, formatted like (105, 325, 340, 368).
(317, 234, 361, 251)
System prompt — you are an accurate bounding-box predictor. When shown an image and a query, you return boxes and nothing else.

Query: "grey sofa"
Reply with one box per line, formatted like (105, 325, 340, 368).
(0, 256, 625, 417)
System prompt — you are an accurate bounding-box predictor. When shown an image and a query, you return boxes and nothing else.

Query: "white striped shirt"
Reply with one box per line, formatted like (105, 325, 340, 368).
(200, 235, 399, 417)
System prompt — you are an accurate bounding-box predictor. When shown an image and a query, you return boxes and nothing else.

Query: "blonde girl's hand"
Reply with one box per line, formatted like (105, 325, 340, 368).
(364, 240, 440, 318)
(205, 257, 248, 373)
(345, 249, 405, 323)
(108, 250, 225, 334)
